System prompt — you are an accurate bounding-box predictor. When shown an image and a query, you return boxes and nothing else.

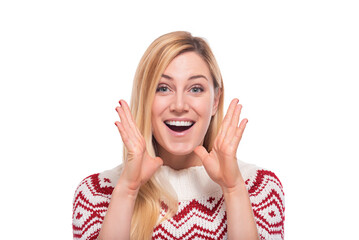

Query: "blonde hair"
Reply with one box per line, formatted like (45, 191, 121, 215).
(123, 31, 224, 239)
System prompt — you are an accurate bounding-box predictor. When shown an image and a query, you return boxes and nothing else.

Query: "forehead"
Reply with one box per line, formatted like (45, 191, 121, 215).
(162, 52, 211, 79)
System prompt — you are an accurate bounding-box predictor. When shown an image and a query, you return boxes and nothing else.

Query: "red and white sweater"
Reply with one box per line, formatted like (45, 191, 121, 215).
(72, 161, 285, 240)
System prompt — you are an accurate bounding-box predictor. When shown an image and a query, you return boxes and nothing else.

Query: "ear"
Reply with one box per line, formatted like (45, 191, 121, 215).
(212, 88, 222, 116)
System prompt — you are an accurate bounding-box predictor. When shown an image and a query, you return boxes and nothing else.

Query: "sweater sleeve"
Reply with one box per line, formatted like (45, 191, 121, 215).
(246, 169, 285, 240)
(72, 173, 114, 240)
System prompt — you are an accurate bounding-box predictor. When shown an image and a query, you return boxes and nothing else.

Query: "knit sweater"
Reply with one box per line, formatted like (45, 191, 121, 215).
(72, 161, 285, 240)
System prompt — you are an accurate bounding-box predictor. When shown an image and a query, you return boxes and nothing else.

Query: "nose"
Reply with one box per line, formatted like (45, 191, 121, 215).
(169, 92, 189, 112)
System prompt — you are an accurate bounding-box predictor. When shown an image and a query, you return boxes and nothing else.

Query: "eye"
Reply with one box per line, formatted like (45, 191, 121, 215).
(156, 84, 170, 93)
(190, 85, 204, 93)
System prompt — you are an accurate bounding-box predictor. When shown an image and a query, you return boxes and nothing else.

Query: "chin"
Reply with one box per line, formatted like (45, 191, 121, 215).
(164, 143, 196, 156)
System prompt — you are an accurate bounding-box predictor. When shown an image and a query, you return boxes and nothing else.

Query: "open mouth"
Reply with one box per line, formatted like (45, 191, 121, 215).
(164, 121, 195, 132)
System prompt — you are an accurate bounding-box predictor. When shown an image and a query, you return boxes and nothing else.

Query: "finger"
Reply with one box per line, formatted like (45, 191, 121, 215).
(193, 145, 209, 162)
(119, 100, 142, 140)
(147, 156, 163, 172)
(194, 146, 219, 180)
(221, 104, 242, 148)
(142, 156, 164, 181)
(116, 106, 133, 137)
(114, 121, 135, 151)
(231, 104, 242, 128)
(194, 146, 215, 171)
(217, 99, 239, 146)
(232, 118, 248, 150)
(116, 103, 142, 144)
(222, 99, 239, 128)
(154, 156, 164, 167)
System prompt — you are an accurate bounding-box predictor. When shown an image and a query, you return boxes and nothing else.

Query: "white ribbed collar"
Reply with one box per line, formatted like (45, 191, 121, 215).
(155, 165, 222, 201)
(105, 160, 258, 201)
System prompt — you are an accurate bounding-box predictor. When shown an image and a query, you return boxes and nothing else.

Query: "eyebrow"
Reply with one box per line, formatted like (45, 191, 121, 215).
(161, 74, 208, 81)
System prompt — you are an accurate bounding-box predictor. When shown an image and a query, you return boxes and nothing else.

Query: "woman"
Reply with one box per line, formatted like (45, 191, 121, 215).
(72, 31, 285, 240)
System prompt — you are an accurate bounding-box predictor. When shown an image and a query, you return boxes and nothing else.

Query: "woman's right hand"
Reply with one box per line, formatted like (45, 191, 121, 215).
(114, 99, 163, 194)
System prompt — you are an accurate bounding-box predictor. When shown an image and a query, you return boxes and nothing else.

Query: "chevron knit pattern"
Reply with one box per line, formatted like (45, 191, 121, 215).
(72, 162, 284, 240)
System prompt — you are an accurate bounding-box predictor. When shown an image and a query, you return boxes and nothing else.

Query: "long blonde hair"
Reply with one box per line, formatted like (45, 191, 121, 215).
(123, 31, 225, 239)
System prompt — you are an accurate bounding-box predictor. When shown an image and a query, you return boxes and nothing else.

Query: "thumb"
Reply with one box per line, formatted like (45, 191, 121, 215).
(145, 155, 163, 175)
(194, 145, 208, 162)
(154, 156, 164, 168)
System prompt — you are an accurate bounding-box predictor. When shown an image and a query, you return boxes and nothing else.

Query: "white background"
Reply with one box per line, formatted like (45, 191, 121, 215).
(1, 0, 358, 239)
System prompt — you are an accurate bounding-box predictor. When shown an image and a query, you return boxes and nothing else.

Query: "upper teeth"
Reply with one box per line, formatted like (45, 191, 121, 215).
(165, 121, 194, 126)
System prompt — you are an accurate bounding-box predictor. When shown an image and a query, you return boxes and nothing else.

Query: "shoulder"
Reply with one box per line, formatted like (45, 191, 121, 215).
(72, 165, 123, 239)
(73, 165, 123, 199)
(238, 160, 285, 240)
(238, 160, 284, 195)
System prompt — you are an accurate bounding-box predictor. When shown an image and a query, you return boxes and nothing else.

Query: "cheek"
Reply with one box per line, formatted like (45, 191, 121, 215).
(192, 96, 214, 117)
(151, 98, 166, 124)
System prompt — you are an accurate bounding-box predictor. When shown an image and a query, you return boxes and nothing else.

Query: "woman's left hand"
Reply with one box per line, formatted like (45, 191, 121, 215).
(194, 98, 248, 192)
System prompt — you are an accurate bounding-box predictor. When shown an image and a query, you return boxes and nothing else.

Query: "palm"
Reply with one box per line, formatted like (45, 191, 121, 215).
(125, 149, 160, 188)
(115, 100, 163, 191)
(194, 99, 248, 189)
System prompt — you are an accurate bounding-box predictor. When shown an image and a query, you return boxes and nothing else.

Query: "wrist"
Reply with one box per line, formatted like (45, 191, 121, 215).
(222, 182, 247, 197)
(114, 178, 139, 200)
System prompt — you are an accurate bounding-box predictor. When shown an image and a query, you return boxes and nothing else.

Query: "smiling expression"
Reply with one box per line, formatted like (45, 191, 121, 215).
(151, 51, 220, 158)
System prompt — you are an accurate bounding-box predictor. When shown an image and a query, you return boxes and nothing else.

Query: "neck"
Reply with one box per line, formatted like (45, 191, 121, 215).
(157, 147, 203, 170)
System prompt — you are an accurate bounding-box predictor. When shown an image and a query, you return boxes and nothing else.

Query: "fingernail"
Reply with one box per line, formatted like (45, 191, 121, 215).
(118, 100, 122, 105)
(114, 122, 117, 126)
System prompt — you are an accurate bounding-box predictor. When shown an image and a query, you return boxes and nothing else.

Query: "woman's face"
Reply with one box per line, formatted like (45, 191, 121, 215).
(151, 51, 220, 157)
